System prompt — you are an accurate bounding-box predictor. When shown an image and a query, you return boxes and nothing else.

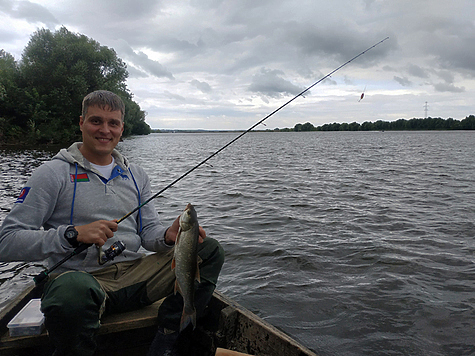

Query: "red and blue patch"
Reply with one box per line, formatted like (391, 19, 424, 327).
(70, 173, 90, 183)
(16, 187, 31, 203)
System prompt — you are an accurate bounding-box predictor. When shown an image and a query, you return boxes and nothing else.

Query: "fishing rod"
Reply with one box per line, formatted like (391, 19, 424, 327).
(31, 37, 389, 284)
(33, 243, 90, 284)
(33, 240, 126, 284)
(117, 36, 390, 224)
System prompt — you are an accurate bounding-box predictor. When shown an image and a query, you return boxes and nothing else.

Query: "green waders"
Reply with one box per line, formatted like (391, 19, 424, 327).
(41, 237, 224, 356)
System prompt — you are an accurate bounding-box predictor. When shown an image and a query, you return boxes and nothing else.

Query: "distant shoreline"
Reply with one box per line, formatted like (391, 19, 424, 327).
(152, 115, 475, 133)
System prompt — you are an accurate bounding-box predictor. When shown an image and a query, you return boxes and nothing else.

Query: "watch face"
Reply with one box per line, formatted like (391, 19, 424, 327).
(65, 229, 77, 239)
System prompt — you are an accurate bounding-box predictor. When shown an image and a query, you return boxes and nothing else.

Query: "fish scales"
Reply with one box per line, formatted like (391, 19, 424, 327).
(172, 203, 200, 332)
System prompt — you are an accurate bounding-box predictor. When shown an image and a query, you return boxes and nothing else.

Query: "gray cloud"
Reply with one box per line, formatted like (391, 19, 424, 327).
(1, 0, 474, 129)
(435, 70, 455, 84)
(433, 83, 465, 93)
(114, 41, 174, 79)
(249, 68, 303, 98)
(424, 23, 475, 74)
(0, 0, 58, 27)
(394, 76, 412, 87)
(134, 50, 174, 79)
(127, 65, 149, 79)
(406, 64, 429, 79)
(163, 90, 186, 101)
(190, 79, 212, 93)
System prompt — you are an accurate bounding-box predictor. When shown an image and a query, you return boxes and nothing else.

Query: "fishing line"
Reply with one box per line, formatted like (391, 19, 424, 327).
(117, 36, 389, 224)
(30, 37, 389, 283)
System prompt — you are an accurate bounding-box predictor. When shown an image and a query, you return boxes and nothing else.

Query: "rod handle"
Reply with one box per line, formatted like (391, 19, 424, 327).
(33, 243, 92, 285)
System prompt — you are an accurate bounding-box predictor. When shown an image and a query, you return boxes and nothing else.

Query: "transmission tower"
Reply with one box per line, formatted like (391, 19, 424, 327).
(424, 102, 429, 118)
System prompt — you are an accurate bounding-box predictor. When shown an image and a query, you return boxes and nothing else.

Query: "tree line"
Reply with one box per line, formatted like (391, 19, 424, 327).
(273, 115, 475, 132)
(0, 27, 151, 145)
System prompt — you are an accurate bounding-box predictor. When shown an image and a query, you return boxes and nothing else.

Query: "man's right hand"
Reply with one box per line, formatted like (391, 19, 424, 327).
(74, 220, 118, 246)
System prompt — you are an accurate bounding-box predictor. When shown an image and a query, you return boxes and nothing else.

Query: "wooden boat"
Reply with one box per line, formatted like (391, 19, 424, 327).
(0, 284, 316, 356)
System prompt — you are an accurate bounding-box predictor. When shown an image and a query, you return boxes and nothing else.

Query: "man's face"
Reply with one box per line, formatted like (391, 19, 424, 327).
(79, 105, 124, 164)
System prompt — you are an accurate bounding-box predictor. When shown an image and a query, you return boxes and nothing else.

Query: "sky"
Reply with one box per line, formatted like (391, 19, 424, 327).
(0, 0, 474, 130)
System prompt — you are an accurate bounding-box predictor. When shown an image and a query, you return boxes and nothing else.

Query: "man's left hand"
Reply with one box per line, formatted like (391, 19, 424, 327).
(164, 215, 206, 245)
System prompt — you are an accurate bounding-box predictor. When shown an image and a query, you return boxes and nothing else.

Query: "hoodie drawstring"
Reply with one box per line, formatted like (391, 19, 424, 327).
(70, 163, 78, 225)
(129, 168, 143, 233)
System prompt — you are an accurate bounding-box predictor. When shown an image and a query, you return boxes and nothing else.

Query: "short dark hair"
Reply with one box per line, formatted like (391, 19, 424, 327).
(82, 90, 125, 121)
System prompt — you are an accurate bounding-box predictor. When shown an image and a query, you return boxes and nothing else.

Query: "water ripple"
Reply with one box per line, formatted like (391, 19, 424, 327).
(1, 131, 475, 355)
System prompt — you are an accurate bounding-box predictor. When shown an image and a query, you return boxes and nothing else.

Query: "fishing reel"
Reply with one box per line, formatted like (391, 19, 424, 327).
(98, 240, 126, 265)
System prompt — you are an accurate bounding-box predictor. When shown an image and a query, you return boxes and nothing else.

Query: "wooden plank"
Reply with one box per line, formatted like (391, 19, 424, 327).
(97, 299, 163, 334)
(216, 348, 254, 356)
(213, 291, 317, 356)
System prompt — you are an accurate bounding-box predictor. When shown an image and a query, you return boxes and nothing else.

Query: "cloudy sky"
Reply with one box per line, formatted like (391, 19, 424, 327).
(1, 0, 474, 130)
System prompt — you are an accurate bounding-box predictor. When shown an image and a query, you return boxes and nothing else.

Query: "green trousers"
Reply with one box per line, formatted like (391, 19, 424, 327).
(40, 238, 224, 356)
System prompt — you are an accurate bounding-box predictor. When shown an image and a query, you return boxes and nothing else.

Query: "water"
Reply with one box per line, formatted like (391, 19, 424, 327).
(1, 131, 475, 355)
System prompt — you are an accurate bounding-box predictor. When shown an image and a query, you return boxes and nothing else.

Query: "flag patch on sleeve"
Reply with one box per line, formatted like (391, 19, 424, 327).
(70, 173, 90, 182)
(16, 187, 31, 203)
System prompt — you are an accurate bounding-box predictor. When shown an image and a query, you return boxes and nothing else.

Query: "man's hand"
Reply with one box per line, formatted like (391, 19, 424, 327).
(75, 220, 118, 247)
(164, 215, 206, 245)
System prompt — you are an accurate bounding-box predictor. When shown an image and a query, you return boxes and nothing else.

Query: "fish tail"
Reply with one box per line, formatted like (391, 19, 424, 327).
(179, 307, 196, 332)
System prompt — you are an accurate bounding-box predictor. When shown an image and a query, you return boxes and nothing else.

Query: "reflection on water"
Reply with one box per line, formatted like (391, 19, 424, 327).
(1, 131, 475, 355)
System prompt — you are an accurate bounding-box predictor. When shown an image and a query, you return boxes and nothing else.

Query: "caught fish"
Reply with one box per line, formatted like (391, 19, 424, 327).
(172, 203, 200, 332)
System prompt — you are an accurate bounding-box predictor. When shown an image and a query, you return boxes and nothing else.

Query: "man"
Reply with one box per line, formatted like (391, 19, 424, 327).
(0, 90, 224, 355)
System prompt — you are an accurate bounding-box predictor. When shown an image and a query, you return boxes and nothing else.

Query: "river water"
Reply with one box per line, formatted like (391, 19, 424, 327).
(1, 131, 474, 355)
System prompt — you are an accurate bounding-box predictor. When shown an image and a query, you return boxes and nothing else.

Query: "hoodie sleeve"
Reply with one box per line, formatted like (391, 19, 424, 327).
(0, 163, 73, 262)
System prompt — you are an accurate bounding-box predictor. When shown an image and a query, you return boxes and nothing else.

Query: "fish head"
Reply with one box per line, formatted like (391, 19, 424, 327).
(179, 203, 198, 231)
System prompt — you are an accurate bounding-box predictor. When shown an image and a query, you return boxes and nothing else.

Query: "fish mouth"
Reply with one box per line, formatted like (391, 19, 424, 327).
(180, 203, 196, 226)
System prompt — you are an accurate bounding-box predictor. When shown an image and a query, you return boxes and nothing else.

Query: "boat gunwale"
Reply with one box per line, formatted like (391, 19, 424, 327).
(0, 285, 317, 356)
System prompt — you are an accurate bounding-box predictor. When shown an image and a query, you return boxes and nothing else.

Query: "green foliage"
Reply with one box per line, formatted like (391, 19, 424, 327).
(274, 116, 475, 132)
(461, 115, 475, 130)
(122, 97, 151, 136)
(294, 122, 317, 131)
(0, 27, 150, 145)
(0, 50, 25, 140)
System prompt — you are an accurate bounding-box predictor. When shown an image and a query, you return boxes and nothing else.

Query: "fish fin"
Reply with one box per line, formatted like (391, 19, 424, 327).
(195, 263, 201, 283)
(180, 308, 197, 332)
(171, 257, 175, 270)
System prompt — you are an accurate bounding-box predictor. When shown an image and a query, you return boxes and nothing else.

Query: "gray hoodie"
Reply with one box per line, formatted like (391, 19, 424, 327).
(0, 143, 169, 273)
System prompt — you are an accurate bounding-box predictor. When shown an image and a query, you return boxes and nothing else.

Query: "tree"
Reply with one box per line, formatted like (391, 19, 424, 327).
(348, 122, 360, 131)
(360, 121, 373, 131)
(0, 27, 150, 144)
(0, 50, 21, 140)
(122, 98, 151, 135)
(301, 122, 316, 131)
(461, 115, 475, 130)
(18, 27, 131, 143)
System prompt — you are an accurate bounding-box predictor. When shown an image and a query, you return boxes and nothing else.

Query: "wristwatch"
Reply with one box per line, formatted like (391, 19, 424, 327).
(64, 226, 79, 247)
